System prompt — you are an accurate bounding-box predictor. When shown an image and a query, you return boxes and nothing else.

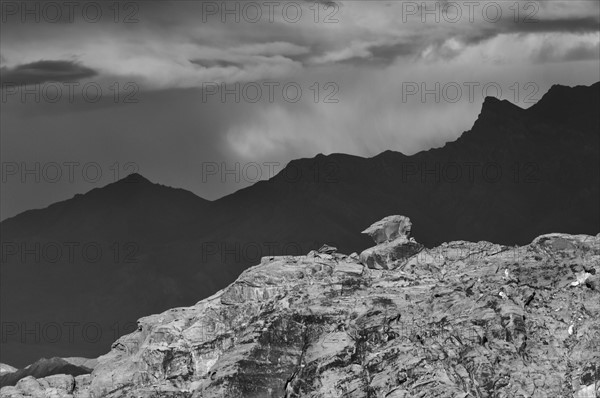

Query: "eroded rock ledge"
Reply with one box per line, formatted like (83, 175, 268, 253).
(2, 216, 599, 398)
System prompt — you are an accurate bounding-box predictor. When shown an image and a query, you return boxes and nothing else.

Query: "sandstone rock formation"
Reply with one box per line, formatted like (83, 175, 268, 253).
(359, 216, 424, 270)
(0, 365, 17, 376)
(361, 215, 413, 244)
(2, 221, 599, 398)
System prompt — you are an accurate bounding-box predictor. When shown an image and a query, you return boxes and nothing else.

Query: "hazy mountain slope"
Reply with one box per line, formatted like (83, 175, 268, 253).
(0, 173, 210, 244)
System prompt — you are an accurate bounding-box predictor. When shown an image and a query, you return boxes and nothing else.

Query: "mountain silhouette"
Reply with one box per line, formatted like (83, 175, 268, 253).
(1, 82, 598, 367)
(1, 172, 208, 244)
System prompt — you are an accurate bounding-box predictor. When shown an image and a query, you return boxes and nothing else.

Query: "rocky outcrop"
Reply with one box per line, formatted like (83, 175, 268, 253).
(0, 357, 93, 388)
(0, 365, 17, 376)
(2, 219, 599, 398)
(361, 215, 413, 244)
(359, 216, 424, 269)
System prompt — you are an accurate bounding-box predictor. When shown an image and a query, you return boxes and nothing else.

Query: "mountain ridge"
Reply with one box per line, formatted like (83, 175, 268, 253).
(2, 81, 596, 222)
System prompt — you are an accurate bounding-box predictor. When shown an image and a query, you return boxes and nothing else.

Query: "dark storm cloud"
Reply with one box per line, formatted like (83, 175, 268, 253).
(514, 16, 600, 34)
(306, 14, 600, 67)
(0, 60, 97, 87)
(190, 59, 244, 69)
(327, 41, 422, 67)
(461, 17, 600, 46)
(369, 41, 421, 60)
(563, 43, 600, 62)
(535, 41, 600, 63)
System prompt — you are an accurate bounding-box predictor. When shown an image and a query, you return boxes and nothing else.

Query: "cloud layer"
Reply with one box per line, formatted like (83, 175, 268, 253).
(1, 60, 97, 86)
(1, 0, 599, 219)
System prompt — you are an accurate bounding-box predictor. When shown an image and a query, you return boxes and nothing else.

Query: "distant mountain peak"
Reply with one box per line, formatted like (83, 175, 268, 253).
(545, 82, 595, 95)
(481, 96, 523, 113)
(468, 96, 525, 134)
(482, 95, 502, 104)
(116, 172, 152, 184)
(530, 81, 600, 114)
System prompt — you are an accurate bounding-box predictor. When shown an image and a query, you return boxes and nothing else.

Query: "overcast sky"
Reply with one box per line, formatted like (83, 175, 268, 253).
(1, 0, 599, 219)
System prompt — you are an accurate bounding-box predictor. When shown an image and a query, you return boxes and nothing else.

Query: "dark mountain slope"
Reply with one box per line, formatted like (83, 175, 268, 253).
(206, 83, 599, 249)
(1, 173, 209, 244)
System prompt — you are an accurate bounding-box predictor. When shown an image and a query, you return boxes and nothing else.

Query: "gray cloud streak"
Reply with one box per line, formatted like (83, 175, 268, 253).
(0, 60, 97, 86)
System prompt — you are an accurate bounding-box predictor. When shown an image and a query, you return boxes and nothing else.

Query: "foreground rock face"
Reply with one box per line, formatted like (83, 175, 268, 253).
(0, 374, 90, 398)
(3, 222, 600, 397)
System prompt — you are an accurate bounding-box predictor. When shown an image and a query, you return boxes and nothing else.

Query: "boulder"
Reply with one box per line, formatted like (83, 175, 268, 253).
(14, 376, 45, 395)
(574, 384, 598, 398)
(359, 238, 423, 269)
(41, 374, 74, 393)
(359, 216, 423, 269)
(318, 244, 337, 254)
(0, 364, 18, 375)
(361, 215, 412, 244)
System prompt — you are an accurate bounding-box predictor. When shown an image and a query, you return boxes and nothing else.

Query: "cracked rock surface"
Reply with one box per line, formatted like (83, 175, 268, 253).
(2, 229, 599, 397)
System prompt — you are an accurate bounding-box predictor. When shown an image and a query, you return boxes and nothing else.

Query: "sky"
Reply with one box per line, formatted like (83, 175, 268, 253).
(1, 0, 599, 219)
